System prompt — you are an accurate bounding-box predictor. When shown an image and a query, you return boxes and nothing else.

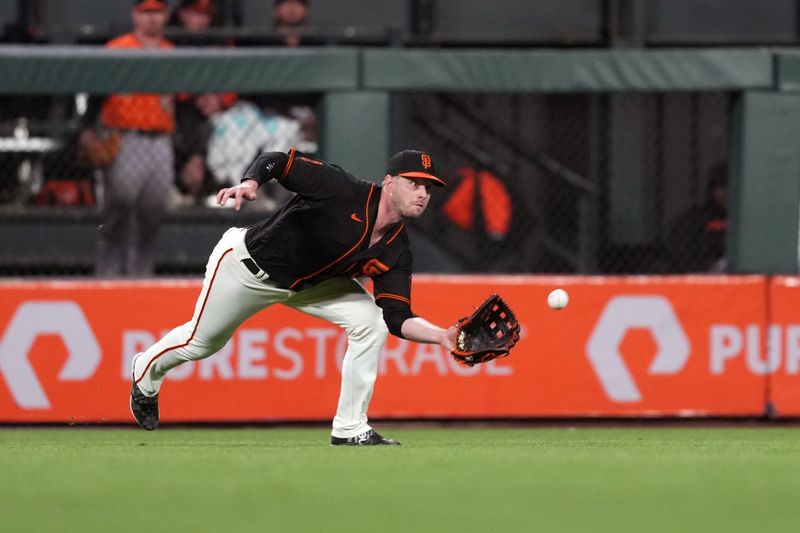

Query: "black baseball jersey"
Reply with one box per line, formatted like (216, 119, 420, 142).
(242, 149, 416, 337)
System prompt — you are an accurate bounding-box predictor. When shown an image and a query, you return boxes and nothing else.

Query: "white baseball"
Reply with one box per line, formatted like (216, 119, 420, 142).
(547, 288, 569, 310)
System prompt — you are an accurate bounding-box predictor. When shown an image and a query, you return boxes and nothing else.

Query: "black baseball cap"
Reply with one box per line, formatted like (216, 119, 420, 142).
(134, 0, 169, 11)
(386, 150, 446, 187)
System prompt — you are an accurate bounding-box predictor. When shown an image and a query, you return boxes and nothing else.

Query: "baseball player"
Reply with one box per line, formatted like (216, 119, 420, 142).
(130, 148, 457, 445)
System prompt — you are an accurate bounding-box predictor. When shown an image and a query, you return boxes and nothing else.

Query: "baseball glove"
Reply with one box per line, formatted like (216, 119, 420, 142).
(451, 294, 521, 367)
(77, 128, 121, 168)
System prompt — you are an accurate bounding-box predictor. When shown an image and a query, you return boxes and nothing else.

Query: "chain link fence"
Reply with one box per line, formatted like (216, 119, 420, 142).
(0, 89, 730, 277)
(398, 91, 731, 274)
(0, 91, 318, 277)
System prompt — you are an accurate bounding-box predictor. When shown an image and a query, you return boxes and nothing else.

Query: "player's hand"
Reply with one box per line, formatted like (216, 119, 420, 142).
(216, 180, 258, 211)
(440, 325, 457, 352)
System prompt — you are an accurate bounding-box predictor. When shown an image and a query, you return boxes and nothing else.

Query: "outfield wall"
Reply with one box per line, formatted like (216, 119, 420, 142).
(3, 47, 800, 273)
(2, 275, 799, 423)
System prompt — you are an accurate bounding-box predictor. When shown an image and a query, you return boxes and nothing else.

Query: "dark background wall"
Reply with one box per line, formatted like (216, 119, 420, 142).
(1, 1, 799, 276)
(6, 0, 800, 46)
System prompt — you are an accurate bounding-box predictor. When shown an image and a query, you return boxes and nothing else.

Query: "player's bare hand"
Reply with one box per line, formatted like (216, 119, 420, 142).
(216, 180, 258, 211)
(441, 325, 457, 352)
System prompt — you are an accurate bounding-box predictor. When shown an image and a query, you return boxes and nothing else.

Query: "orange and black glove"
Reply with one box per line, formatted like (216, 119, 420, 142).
(451, 294, 520, 367)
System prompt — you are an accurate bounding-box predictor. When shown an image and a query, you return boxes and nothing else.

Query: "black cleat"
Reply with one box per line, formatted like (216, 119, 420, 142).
(130, 380, 159, 431)
(330, 429, 401, 446)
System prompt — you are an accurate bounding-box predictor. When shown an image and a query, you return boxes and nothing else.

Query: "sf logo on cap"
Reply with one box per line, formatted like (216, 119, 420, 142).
(421, 154, 432, 169)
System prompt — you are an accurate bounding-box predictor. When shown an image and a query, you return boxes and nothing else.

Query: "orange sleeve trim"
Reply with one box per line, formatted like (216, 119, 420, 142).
(386, 223, 404, 245)
(280, 148, 296, 180)
(289, 184, 375, 290)
(375, 293, 411, 305)
(135, 248, 232, 385)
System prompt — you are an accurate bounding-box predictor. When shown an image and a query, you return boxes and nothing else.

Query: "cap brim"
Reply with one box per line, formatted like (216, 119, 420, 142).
(136, 1, 169, 11)
(398, 171, 446, 187)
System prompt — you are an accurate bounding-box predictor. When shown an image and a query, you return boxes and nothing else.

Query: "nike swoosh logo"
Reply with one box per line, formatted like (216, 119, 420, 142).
(350, 213, 364, 223)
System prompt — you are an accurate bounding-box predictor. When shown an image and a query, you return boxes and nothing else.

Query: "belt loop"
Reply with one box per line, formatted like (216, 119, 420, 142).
(241, 257, 268, 280)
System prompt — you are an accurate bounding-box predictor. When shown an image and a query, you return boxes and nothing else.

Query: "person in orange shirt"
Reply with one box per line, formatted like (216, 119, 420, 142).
(80, 0, 175, 277)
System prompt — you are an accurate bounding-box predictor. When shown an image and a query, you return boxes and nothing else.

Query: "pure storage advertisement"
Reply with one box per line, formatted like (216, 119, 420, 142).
(0, 274, 796, 423)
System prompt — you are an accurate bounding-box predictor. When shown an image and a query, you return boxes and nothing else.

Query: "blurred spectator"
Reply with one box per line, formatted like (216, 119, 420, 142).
(169, 0, 218, 32)
(173, 92, 221, 205)
(668, 162, 728, 273)
(168, 0, 310, 208)
(79, 0, 175, 277)
(274, 0, 310, 47)
(176, 91, 304, 210)
(205, 96, 302, 195)
(258, 0, 318, 152)
(169, 0, 236, 205)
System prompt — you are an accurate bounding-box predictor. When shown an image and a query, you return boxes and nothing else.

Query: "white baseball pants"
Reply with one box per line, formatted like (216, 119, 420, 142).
(132, 227, 389, 438)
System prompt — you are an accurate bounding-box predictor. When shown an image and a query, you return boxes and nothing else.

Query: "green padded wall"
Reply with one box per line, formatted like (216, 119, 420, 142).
(0, 46, 775, 95)
(729, 91, 800, 273)
(0, 46, 359, 94)
(322, 91, 391, 182)
(362, 48, 773, 92)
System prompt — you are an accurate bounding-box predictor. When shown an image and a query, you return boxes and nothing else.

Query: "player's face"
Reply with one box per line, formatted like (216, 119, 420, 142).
(390, 176, 432, 219)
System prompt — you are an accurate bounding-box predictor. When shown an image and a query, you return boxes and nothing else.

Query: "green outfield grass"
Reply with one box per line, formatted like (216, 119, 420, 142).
(1, 425, 798, 533)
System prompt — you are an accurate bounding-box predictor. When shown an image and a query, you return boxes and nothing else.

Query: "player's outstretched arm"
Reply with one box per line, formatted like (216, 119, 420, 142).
(401, 317, 457, 351)
(216, 179, 258, 211)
